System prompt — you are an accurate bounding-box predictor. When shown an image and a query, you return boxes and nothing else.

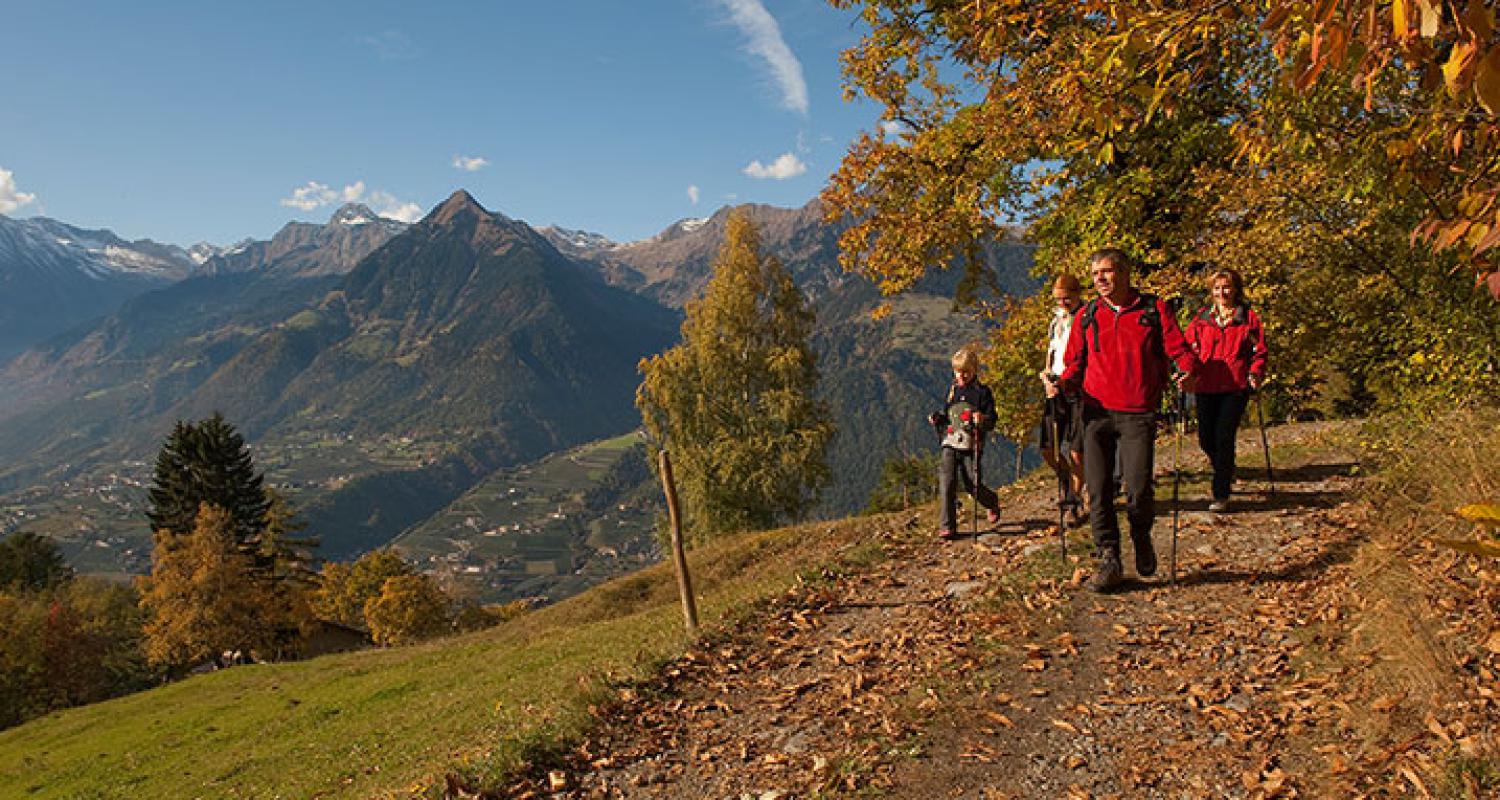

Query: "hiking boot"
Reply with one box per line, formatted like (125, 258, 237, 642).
(937, 527, 956, 540)
(1132, 532, 1157, 577)
(1088, 552, 1123, 593)
(1208, 498, 1229, 513)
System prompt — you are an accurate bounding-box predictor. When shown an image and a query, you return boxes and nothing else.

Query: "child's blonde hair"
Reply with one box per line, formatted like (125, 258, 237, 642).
(951, 347, 980, 374)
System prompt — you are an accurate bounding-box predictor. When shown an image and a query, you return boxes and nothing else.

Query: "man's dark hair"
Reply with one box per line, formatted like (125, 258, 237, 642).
(1089, 247, 1132, 271)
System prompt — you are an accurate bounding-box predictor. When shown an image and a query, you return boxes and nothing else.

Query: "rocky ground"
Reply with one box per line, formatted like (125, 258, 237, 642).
(500, 421, 1497, 799)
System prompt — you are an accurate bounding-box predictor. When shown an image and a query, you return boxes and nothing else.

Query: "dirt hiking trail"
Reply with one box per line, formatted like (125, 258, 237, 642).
(503, 421, 1496, 799)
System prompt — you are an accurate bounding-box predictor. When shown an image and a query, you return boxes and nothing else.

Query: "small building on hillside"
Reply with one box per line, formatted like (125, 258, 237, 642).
(301, 620, 372, 658)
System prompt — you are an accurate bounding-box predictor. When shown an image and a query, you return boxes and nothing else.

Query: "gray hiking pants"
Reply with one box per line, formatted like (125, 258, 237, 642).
(938, 446, 999, 531)
(1081, 407, 1156, 556)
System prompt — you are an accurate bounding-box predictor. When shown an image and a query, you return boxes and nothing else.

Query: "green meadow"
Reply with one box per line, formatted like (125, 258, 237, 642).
(0, 512, 873, 799)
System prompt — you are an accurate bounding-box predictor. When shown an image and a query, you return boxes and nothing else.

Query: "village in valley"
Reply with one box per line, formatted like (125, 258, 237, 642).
(391, 432, 662, 604)
(0, 429, 660, 604)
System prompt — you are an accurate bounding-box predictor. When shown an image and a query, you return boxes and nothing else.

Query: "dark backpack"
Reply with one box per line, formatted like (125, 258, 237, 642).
(1077, 292, 1162, 355)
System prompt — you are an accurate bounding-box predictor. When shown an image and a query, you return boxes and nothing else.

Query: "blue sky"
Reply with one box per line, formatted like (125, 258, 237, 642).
(0, 1, 883, 246)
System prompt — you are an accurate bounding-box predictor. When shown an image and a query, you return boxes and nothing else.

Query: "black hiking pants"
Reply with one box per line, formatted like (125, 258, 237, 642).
(938, 446, 999, 531)
(1081, 407, 1156, 556)
(1195, 390, 1249, 502)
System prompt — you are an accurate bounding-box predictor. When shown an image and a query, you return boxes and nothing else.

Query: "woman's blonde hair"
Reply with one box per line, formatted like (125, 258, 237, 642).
(951, 347, 980, 374)
(1208, 268, 1246, 305)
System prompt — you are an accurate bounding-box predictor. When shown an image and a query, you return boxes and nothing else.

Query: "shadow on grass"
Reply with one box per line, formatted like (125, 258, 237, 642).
(1096, 531, 1360, 595)
(1171, 486, 1345, 514)
(1169, 461, 1358, 486)
(1237, 461, 1360, 483)
(1175, 530, 1363, 589)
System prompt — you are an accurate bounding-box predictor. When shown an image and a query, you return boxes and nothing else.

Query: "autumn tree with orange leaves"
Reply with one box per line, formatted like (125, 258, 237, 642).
(139, 504, 284, 670)
(824, 0, 1499, 414)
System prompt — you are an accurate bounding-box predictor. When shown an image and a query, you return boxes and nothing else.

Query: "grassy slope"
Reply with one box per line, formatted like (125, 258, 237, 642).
(10, 414, 1492, 799)
(0, 514, 871, 799)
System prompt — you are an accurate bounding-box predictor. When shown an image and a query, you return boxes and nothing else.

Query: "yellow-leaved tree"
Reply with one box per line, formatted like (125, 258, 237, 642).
(311, 549, 413, 630)
(823, 0, 1500, 413)
(139, 504, 281, 670)
(363, 574, 451, 647)
(983, 294, 1052, 479)
(637, 210, 835, 541)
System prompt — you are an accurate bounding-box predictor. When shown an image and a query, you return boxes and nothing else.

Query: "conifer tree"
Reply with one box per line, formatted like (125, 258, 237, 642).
(147, 414, 271, 557)
(260, 488, 320, 589)
(253, 489, 320, 657)
(637, 210, 834, 539)
(865, 453, 938, 514)
(0, 532, 73, 592)
(143, 422, 317, 662)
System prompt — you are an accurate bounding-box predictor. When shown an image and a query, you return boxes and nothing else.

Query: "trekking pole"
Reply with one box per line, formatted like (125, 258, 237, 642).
(973, 432, 983, 537)
(1170, 388, 1184, 585)
(1253, 388, 1275, 496)
(1052, 398, 1067, 558)
(929, 412, 946, 528)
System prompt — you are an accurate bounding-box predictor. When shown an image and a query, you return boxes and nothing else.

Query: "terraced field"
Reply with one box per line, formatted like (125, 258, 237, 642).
(391, 431, 661, 604)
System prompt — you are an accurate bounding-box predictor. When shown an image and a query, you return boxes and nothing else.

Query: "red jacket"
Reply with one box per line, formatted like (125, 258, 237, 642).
(1061, 292, 1200, 413)
(1185, 304, 1267, 394)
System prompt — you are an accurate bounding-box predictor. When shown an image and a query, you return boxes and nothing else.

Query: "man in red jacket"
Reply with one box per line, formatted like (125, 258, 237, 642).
(1061, 249, 1201, 592)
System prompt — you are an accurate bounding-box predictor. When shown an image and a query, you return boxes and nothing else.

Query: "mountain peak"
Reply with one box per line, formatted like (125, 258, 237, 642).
(428, 190, 489, 226)
(539, 225, 618, 253)
(329, 203, 379, 226)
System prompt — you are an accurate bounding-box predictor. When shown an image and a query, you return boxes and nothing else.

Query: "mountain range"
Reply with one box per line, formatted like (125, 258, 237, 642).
(0, 190, 1033, 585)
(191, 203, 408, 279)
(0, 215, 201, 361)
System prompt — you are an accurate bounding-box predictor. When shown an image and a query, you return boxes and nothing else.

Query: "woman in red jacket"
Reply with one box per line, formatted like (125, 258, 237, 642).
(1186, 269, 1268, 512)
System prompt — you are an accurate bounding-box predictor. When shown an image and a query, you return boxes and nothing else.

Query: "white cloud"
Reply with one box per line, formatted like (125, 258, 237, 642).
(687, 184, 700, 205)
(280, 181, 421, 222)
(742, 153, 806, 180)
(378, 202, 423, 223)
(280, 181, 339, 211)
(366, 190, 423, 222)
(452, 155, 489, 172)
(0, 168, 37, 214)
(362, 30, 420, 61)
(880, 120, 906, 136)
(719, 0, 808, 115)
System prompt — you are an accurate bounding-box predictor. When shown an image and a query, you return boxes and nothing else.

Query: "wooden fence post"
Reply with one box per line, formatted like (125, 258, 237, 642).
(657, 450, 699, 637)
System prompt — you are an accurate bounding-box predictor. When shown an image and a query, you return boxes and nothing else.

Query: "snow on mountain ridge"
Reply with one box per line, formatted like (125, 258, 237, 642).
(187, 242, 224, 265)
(331, 203, 380, 227)
(0, 215, 195, 283)
(538, 225, 619, 252)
